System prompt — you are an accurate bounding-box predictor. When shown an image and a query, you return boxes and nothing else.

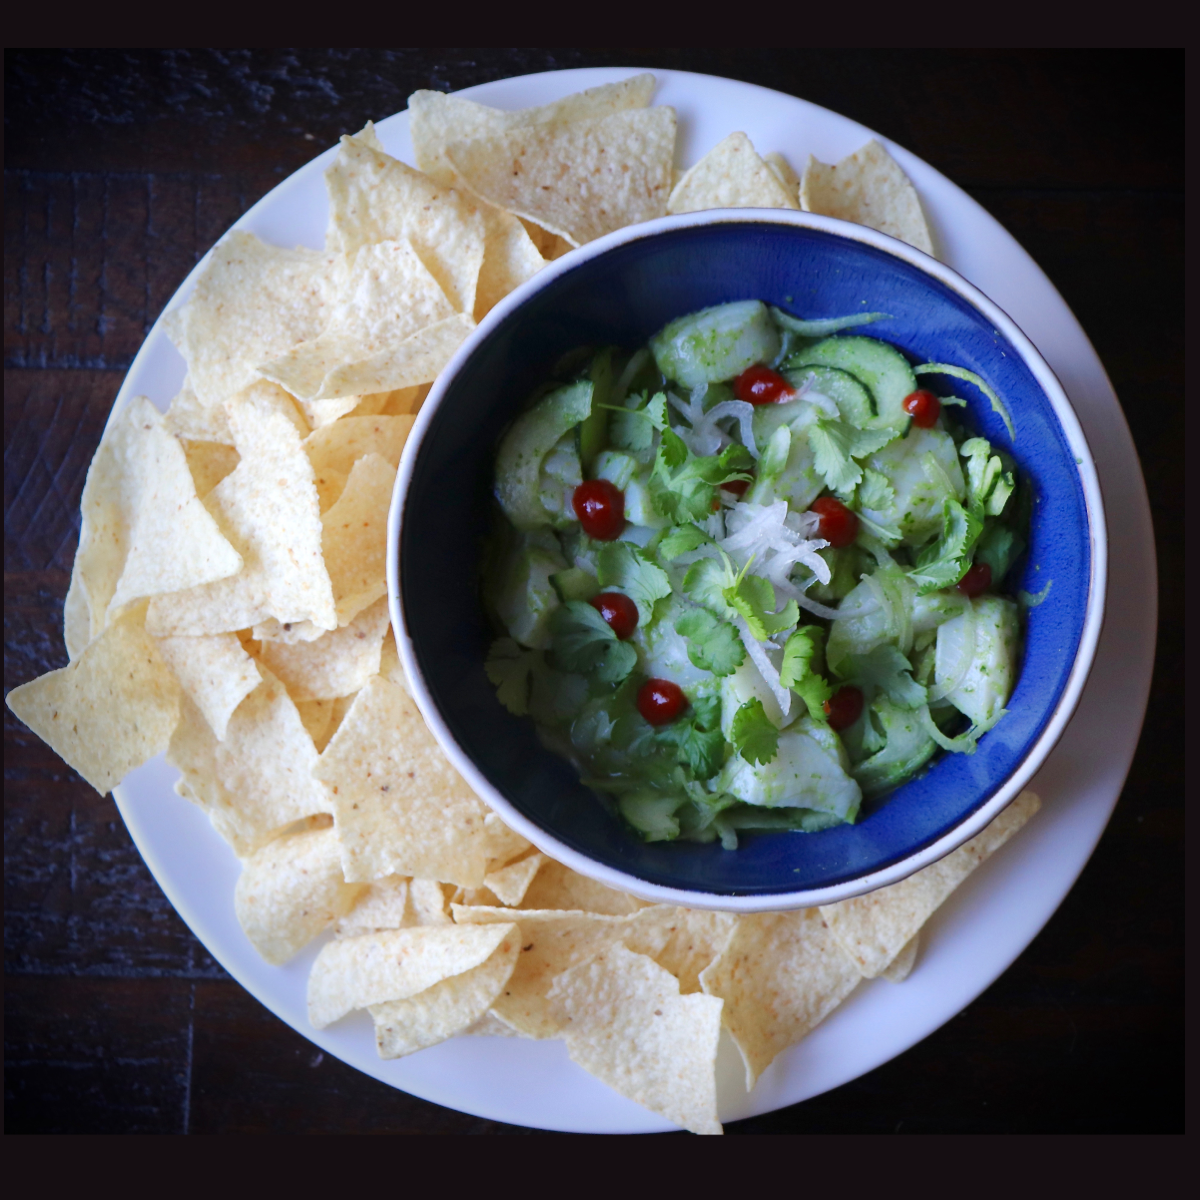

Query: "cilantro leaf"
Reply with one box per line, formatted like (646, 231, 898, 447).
(550, 601, 637, 684)
(656, 697, 726, 780)
(658, 523, 714, 561)
(682, 555, 738, 618)
(723, 569, 800, 640)
(675, 608, 746, 676)
(858, 467, 895, 513)
(779, 625, 835, 721)
(908, 497, 984, 595)
(484, 638, 538, 715)
(730, 698, 780, 765)
(809, 420, 869, 493)
(596, 541, 672, 624)
(974, 520, 1025, 587)
(607, 391, 669, 454)
(649, 433, 754, 523)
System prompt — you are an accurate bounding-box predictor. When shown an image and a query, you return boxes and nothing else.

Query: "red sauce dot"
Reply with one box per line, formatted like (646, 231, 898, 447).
(572, 479, 626, 540)
(824, 686, 864, 731)
(902, 389, 941, 428)
(637, 678, 688, 726)
(733, 365, 795, 406)
(588, 592, 639, 640)
(957, 561, 992, 597)
(810, 496, 859, 548)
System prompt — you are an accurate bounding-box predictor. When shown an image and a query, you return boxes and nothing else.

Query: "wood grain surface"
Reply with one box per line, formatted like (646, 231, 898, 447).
(4, 48, 1182, 1134)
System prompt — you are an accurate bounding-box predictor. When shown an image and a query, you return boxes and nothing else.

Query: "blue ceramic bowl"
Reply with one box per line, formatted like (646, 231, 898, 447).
(389, 211, 1106, 909)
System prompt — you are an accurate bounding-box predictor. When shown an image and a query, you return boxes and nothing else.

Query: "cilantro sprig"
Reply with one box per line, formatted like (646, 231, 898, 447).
(779, 625, 835, 721)
(675, 608, 745, 676)
(549, 601, 638, 684)
(730, 698, 779, 765)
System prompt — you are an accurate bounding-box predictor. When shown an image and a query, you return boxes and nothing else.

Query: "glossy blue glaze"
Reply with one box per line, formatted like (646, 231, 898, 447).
(399, 221, 1091, 896)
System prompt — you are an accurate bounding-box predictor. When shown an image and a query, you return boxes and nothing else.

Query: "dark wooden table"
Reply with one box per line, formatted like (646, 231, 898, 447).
(4, 49, 1182, 1134)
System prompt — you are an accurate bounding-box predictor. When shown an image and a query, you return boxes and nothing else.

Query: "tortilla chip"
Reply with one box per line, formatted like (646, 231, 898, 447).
(324, 132, 486, 316)
(481, 852, 545, 907)
(234, 824, 365, 965)
(881, 933, 920, 983)
(176, 229, 341, 408)
(377, 384, 431, 416)
(258, 595, 389, 701)
(314, 676, 510, 886)
(311, 464, 347, 513)
(444, 107, 677, 247)
(461, 1011, 525, 1038)
(699, 908, 861, 1090)
(519, 858, 646, 916)
(74, 396, 244, 636)
(407, 878, 453, 926)
(764, 152, 800, 202)
(800, 139, 934, 255)
(371, 932, 521, 1058)
(409, 75, 657, 187)
(320, 453, 394, 627)
(63, 562, 90, 661)
(299, 396, 364, 429)
(335, 874, 409, 937)
(518, 218, 574, 261)
(819, 791, 1041, 977)
(167, 667, 332, 856)
(667, 132, 799, 214)
(453, 905, 673, 1039)
(307, 922, 517, 1028)
(164, 380, 234, 445)
(473, 205, 547, 321)
(548, 944, 724, 1136)
(182, 441, 240, 499)
(6, 603, 181, 796)
(304, 414, 415, 478)
(146, 383, 336, 637)
(252, 618, 326, 644)
(260, 238, 458, 403)
(650, 909, 738, 994)
(296, 697, 338, 751)
(155, 631, 261, 740)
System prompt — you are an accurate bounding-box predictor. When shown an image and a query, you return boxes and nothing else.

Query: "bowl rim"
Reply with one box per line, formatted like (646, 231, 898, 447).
(388, 207, 1108, 912)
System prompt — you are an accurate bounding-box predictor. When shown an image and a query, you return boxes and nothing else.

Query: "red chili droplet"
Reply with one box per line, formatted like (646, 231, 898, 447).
(722, 476, 752, 497)
(902, 389, 941, 428)
(733, 365, 795, 406)
(824, 686, 864, 732)
(637, 678, 688, 726)
(957, 561, 992, 598)
(810, 496, 859, 549)
(572, 479, 626, 540)
(588, 592, 639, 640)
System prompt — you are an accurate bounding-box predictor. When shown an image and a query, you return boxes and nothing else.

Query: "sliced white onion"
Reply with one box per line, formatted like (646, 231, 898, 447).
(735, 615, 792, 717)
(613, 348, 650, 404)
(928, 600, 977, 701)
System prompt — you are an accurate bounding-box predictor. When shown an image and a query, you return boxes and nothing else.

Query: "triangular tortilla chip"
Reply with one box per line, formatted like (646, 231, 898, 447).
(6, 603, 181, 796)
(164, 380, 234, 445)
(650, 908, 738, 994)
(257, 595, 389, 701)
(800, 139, 934, 255)
(307, 923, 517, 1028)
(370, 933, 521, 1058)
(182, 440, 240, 499)
(176, 230, 342, 408)
(259, 238, 458, 402)
(819, 791, 1041, 976)
(548, 943, 724, 1135)
(167, 667, 332, 856)
(155, 631, 261, 740)
(409, 75, 657, 187)
(146, 382, 336, 637)
(444, 107, 677, 247)
(313, 676, 515, 886)
(699, 908, 861, 1090)
(474, 204, 547, 321)
(519, 858, 646, 916)
(764, 152, 800, 202)
(320, 453, 394, 627)
(668, 132, 800, 214)
(75, 395, 243, 635)
(304, 414, 415, 477)
(324, 132, 486, 315)
(234, 824, 365, 964)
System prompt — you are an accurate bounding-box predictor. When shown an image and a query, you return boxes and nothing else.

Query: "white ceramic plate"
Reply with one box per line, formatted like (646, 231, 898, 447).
(111, 67, 1156, 1133)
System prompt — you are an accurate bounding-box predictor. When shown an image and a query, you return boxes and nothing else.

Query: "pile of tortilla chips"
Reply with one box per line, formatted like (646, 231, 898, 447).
(10, 76, 990, 1134)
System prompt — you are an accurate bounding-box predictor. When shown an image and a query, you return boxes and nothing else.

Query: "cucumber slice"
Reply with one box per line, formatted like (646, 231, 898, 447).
(495, 379, 592, 530)
(492, 532, 567, 650)
(787, 336, 917, 430)
(852, 698, 937, 798)
(783, 364, 875, 426)
(651, 300, 780, 388)
(550, 566, 599, 603)
(577, 347, 612, 474)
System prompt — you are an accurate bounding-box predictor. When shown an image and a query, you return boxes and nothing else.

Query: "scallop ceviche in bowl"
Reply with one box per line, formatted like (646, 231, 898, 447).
(393, 210, 1105, 908)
